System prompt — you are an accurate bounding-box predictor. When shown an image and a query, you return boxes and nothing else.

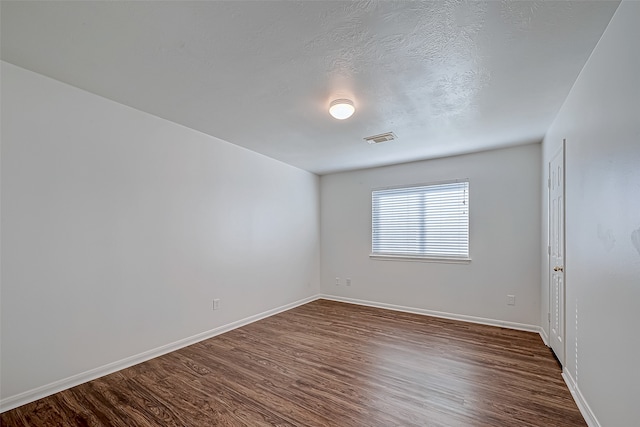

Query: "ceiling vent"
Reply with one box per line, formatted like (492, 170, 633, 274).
(364, 132, 397, 144)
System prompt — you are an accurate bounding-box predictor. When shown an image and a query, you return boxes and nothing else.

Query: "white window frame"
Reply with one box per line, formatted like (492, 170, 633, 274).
(370, 179, 471, 263)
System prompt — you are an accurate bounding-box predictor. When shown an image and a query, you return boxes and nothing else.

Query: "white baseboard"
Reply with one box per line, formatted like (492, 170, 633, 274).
(539, 326, 549, 346)
(319, 294, 540, 333)
(0, 294, 319, 413)
(562, 368, 601, 427)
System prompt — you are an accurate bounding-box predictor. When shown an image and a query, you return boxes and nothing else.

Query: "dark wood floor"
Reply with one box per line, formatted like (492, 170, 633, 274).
(1, 300, 585, 426)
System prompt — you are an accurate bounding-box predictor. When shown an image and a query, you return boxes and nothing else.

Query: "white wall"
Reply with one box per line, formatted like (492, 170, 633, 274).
(541, 2, 639, 426)
(0, 62, 320, 403)
(321, 144, 541, 327)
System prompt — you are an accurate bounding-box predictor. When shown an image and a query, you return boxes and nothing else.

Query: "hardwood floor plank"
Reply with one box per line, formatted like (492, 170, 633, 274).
(1, 300, 587, 426)
(0, 399, 66, 427)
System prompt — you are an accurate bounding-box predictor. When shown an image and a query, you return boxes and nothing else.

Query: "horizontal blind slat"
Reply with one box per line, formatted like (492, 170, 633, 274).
(372, 181, 469, 259)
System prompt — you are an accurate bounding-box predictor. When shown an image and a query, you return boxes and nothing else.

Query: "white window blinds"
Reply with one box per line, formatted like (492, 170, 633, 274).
(372, 180, 469, 259)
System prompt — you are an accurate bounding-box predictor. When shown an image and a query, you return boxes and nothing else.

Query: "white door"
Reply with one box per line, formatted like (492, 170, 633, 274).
(549, 142, 565, 365)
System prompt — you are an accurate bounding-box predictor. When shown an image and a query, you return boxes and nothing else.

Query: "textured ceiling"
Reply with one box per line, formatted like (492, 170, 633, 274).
(1, 1, 619, 174)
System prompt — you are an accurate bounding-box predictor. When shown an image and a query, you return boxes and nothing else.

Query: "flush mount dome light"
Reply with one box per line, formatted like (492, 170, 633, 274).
(329, 99, 355, 120)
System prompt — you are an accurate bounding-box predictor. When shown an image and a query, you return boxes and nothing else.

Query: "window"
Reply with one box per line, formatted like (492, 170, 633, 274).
(371, 180, 469, 261)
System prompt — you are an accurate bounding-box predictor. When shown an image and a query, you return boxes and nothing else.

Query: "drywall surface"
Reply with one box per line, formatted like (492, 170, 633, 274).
(320, 144, 541, 327)
(0, 62, 320, 401)
(542, 2, 639, 425)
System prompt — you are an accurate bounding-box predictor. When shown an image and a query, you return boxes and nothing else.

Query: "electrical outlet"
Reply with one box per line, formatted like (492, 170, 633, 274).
(213, 299, 220, 310)
(346, 278, 351, 286)
(335, 277, 340, 286)
(507, 295, 516, 306)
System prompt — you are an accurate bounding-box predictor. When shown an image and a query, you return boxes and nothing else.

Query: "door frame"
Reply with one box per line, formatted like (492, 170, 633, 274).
(548, 139, 566, 365)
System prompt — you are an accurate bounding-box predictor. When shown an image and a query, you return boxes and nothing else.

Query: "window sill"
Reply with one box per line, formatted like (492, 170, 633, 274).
(369, 254, 472, 264)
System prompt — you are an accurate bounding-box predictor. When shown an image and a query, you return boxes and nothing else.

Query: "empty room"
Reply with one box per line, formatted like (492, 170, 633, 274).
(1, 1, 638, 426)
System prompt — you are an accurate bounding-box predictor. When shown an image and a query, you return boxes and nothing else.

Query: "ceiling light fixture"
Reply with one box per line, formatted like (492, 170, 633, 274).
(329, 99, 355, 120)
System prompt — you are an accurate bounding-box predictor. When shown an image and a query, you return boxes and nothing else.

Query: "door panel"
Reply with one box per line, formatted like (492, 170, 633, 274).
(549, 143, 565, 365)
